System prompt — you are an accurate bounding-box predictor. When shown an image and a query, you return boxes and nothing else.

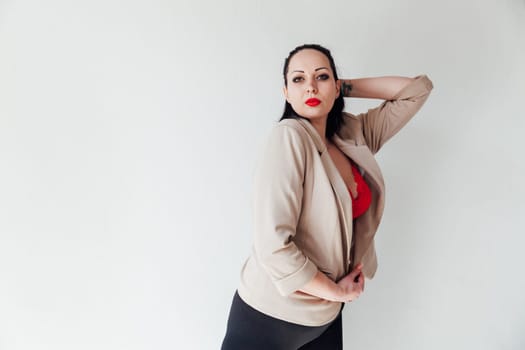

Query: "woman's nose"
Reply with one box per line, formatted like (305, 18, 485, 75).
(306, 81, 318, 94)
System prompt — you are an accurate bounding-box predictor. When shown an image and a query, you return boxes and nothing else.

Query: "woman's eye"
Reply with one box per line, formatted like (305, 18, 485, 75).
(292, 76, 304, 83)
(317, 74, 329, 80)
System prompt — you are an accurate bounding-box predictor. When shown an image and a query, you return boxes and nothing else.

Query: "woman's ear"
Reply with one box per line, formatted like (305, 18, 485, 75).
(283, 86, 290, 102)
(336, 79, 341, 96)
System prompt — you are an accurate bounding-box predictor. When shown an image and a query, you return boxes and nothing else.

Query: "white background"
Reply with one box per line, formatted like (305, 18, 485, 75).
(1, 0, 524, 349)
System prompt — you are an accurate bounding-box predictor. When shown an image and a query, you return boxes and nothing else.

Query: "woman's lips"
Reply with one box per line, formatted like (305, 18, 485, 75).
(305, 98, 321, 107)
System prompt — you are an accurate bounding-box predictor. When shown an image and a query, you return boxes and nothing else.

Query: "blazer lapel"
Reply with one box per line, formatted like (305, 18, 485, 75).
(294, 118, 385, 194)
(332, 134, 385, 194)
(295, 118, 354, 264)
(333, 134, 386, 273)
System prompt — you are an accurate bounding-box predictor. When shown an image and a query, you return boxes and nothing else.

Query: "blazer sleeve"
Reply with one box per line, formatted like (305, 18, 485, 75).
(351, 74, 433, 154)
(252, 124, 318, 297)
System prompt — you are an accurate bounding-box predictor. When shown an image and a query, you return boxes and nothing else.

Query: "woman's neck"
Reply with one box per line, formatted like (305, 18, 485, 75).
(308, 117, 329, 146)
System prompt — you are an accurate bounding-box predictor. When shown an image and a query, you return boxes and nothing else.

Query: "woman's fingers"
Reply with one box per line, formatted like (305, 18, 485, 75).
(350, 265, 363, 283)
(357, 272, 364, 293)
(340, 264, 366, 302)
(349, 263, 363, 279)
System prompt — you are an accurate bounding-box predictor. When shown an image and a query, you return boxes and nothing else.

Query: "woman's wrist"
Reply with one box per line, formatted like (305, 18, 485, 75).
(331, 284, 346, 302)
(341, 80, 353, 97)
(299, 271, 345, 302)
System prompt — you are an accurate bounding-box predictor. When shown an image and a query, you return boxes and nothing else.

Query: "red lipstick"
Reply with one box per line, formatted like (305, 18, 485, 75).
(305, 98, 321, 107)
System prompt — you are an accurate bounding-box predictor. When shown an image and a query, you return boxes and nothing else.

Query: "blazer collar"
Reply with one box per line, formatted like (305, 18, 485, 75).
(295, 117, 385, 191)
(332, 134, 385, 191)
(295, 117, 327, 154)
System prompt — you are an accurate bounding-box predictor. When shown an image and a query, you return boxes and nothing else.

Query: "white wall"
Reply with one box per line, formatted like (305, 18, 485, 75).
(1, 0, 524, 349)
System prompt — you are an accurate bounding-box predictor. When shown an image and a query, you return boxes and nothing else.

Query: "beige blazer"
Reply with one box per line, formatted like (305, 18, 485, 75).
(238, 75, 433, 326)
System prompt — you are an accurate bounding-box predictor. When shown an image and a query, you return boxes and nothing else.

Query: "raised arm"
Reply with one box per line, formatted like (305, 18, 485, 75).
(339, 75, 434, 154)
(341, 76, 415, 100)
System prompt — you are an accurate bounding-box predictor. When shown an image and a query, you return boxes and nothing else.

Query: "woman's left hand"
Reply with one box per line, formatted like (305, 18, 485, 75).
(335, 263, 365, 302)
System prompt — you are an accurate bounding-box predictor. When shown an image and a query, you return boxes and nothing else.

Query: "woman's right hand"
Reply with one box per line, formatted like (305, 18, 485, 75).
(335, 263, 365, 302)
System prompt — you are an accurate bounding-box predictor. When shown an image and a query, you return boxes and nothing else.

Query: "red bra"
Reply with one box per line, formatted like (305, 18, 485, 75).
(349, 163, 372, 219)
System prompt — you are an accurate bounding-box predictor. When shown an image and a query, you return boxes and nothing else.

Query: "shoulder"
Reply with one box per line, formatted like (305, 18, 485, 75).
(276, 118, 308, 134)
(268, 118, 311, 144)
(341, 111, 360, 123)
(337, 112, 363, 140)
(259, 119, 315, 162)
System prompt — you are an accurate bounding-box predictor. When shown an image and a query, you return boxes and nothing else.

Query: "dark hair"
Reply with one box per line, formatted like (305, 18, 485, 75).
(279, 44, 345, 140)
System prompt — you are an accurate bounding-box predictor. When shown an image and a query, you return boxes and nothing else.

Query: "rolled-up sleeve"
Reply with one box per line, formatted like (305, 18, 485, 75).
(357, 74, 434, 154)
(252, 124, 318, 296)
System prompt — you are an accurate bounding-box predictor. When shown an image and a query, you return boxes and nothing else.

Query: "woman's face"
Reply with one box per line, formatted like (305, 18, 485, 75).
(283, 49, 340, 122)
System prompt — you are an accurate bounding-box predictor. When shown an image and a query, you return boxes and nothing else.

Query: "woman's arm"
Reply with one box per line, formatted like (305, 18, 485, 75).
(299, 264, 365, 302)
(341, 76, 414, 100)
(252, 124, 319, 297)
(339, 75, 434, 154)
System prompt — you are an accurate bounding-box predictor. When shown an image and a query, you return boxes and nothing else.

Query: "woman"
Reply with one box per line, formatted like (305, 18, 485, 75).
(221, 44, 433, 349)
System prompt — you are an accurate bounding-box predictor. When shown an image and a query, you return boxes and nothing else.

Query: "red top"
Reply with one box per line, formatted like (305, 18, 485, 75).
(349, 163, 372, 219)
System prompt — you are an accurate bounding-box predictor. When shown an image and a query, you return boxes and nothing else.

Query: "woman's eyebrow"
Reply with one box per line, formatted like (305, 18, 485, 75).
(290, 67, 329, 73)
